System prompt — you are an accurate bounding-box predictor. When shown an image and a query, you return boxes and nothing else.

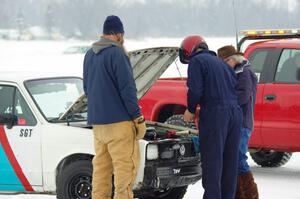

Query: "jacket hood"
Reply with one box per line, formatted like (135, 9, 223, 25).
(92, 38, 120, 54)
(235, 59, 250, 74)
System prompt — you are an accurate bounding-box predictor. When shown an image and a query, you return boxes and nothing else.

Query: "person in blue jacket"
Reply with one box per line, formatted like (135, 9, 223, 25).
(218, 45, 259, 199)
(179, 35, 242, 199)
(83, 15, 146, 199)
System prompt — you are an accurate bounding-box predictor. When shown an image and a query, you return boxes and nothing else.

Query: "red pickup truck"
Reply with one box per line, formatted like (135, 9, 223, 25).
(140, 29, 300, 168)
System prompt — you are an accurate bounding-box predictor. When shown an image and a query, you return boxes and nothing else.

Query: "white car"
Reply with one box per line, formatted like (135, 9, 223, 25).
(0, 47, 201, 199)
(63, 45, 90, 54)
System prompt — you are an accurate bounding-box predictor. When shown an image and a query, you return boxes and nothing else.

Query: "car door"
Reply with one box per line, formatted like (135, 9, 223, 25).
(261, 48, 300, 150)
(0, 84, 42, 191)
(245, 48, 277, 147)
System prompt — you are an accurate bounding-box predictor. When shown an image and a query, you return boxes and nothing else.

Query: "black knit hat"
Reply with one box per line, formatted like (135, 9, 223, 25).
(103, 15, 124, 35)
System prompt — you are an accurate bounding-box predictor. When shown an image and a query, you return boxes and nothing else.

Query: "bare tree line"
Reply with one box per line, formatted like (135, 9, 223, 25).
(0, 0, 299, 40)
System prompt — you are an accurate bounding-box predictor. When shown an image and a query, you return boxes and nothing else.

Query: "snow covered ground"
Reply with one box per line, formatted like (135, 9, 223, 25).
(0, 37, 237, 78)
(1, 153, 300, 199)
(0, 38, 300, 199)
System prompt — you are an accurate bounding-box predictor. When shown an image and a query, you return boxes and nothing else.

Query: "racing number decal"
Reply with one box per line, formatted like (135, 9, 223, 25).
(20, 129, 33, 137)
(0, 125, 34, 191)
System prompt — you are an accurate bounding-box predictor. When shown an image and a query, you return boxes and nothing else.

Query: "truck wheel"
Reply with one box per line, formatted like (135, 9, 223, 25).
(57, 160, 93, 199)
(165, 114, 196, 129)
(250, 150, 292, 167)
(140, 186, 188, 199)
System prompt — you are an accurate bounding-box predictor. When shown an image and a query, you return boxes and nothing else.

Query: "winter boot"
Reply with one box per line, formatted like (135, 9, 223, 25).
(235, 174, 246, 199)
(242, 171, 259, 199)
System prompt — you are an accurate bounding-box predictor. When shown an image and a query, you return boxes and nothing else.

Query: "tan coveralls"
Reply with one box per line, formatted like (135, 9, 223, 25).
(92, 121, 140, 199)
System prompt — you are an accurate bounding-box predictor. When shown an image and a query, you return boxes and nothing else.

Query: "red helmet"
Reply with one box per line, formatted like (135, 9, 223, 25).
(179, 35, 208, 64)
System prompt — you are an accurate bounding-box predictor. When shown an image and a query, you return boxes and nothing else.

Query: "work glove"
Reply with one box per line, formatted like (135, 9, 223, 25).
(183, 109, 195, 122)
(133, 116, 146, 140)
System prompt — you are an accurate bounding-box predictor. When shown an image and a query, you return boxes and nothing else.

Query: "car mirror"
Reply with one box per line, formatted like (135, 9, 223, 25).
(297, 68, 300, 81)
(0, 114, 18, 129)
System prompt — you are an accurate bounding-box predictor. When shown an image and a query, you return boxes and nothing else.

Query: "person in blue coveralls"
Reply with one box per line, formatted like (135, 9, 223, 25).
(218, 45, 259, 199)
(179, 35, 242, 199)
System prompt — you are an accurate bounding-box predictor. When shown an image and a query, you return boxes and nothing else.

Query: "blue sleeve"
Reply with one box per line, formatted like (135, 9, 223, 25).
(236, 68, 252, 106)
(113, 48, 141, 119)
(187, 58, 205, 114)
(83, 51, 90, 96)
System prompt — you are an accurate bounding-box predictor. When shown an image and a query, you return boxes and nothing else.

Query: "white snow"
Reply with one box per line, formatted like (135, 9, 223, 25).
(0, 153, 300, 199)
(0, 37, 237, 78)
(0, 38, 299, 199)
(184, 153, 300, 199)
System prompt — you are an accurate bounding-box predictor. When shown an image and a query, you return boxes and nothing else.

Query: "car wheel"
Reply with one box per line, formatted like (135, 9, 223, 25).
(165, 114, 196, 129)
(139, 186, 188, 199)
(250, 150, 292, 167)
(56, 160, 93, 199)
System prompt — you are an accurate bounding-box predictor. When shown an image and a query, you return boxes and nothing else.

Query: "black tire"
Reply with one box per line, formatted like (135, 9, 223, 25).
(165, 114, 196, 129)
(56, 160, 93, 199)
(139, 186, 188, 199)
(250, 150, 292, 167)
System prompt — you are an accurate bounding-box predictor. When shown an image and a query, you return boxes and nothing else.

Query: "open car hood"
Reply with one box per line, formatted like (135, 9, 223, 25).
(59, 47, 178, 121)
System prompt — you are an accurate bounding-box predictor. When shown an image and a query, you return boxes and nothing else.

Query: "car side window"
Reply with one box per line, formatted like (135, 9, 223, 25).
(248, 49, 269, 82)
(0, 85, 37, 126)
(0, 86, 14, 114)
(275, 49, 300, 84)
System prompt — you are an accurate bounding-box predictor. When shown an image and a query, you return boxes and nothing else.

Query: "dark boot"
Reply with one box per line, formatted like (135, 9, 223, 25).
(242, 171, 259, 199)
(235, 174, 246, 199)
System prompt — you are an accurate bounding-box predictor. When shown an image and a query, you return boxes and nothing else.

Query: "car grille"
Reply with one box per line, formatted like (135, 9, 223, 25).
(158, 141, 196, 159)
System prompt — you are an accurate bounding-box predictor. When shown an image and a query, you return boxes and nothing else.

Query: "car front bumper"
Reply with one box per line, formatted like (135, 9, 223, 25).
(144, 162, 201, 189)
(133, 157, 201, 197)
(143, 153, 201, 187)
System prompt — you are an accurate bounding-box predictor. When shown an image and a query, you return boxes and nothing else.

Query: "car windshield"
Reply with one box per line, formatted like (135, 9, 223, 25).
(25, 78, 85, 123)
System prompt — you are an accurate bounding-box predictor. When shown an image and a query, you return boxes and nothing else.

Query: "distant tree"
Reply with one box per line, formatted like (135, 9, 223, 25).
(0, 0, 299, 40)
(45, 4, 55, 39)
(16, 10, 25, 40)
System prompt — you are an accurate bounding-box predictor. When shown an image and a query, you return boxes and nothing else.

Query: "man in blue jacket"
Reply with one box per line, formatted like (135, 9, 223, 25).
(218, 45, 259, 199)
(83, 15, 146, 199)
(180, 35, 242, 199)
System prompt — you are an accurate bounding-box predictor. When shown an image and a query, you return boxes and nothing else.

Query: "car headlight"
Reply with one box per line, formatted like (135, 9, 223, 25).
(147, 144, 159, 160)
